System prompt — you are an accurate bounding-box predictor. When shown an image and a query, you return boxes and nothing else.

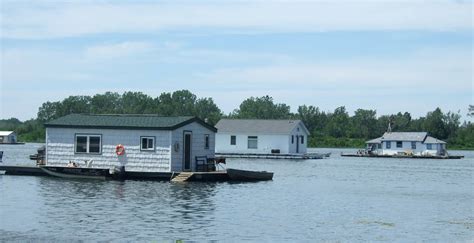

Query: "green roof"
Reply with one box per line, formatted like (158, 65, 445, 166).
(44, 114, 217, 132)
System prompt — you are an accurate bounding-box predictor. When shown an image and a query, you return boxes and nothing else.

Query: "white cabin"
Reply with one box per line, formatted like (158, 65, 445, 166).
(44, 114, 216, 172)
(366, 132, 447, 156)
(0, 131, 17, 144)
(215, 119, 310, 154)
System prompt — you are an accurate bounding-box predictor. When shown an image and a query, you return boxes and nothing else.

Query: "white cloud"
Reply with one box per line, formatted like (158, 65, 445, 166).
(84, 41, 155, 59)
(1, 1, 472, 39)
(198, 49, 472, 92)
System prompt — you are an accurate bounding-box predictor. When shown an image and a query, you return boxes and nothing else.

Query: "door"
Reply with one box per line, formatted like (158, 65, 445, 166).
(183, 131, 192, 171)
(296, 135, 299, 153)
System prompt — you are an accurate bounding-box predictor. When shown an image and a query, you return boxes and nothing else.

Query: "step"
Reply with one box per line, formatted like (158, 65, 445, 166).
(171, 172, 194, 182)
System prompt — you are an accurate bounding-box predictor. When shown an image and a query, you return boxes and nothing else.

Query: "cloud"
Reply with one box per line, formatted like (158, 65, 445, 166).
(1, 1, 472, 39)
(84, 41, 155, 59)
(198, 48, 472, 92)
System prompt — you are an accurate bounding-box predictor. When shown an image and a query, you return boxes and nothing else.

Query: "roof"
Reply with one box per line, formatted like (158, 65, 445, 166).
(366, 137, 382, 144)
(380, 132, 428, 142)
(215, 119, 310, 135)
(44, 114, 217, 132)
(0, 131, 15, 136)
(424, 136, 446, 144)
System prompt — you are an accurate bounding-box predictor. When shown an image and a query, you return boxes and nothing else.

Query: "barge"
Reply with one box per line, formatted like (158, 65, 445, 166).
(0, 165, 271, 182)
(341, 153, 464, 159)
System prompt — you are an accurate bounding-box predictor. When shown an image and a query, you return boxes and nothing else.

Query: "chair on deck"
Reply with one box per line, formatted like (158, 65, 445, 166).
(195, 156, 216, 172)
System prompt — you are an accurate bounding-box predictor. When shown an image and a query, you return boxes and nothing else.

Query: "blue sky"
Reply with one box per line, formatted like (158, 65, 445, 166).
(1, 0, 472, 121)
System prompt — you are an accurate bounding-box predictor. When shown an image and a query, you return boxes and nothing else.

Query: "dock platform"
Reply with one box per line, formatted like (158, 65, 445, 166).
(216, 152, 327, 160)
(0, 165, 249, 182)
(340, 153, 464, 159)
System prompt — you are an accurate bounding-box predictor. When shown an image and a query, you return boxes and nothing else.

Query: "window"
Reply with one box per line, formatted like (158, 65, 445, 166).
(141, 136, 155, 151)
(411, 142, 416, 149)
(426, 144, 432, 150)
(230, 135, 236, 145)
(248, 136, 258, 149)
(386, 141, 391, 149)
(301, 136, 304, 144)
(204, 134, 210, 149)
(75, 134, 101, 154)
(291, 135, 294, 144)
(377, 144, 382, 149)
(396, 141, 402, 148)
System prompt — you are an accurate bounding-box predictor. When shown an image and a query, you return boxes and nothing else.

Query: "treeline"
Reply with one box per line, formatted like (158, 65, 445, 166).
(1, 90, 473, 149)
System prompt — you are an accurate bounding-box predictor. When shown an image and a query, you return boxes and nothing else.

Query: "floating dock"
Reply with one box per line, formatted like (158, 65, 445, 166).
(0, 165, 262, 182)
(340, 153, 464, 159)
(216, 152, 328, 160)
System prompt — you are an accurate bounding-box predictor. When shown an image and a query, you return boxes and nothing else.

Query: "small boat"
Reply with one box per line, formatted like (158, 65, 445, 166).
(226, 168, 273, 181)
(40, 166, 112, 180)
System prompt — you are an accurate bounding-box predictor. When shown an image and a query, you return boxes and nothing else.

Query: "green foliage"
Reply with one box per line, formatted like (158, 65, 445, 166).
(3, 92, 473, 149)
(231, 95, 291, 119)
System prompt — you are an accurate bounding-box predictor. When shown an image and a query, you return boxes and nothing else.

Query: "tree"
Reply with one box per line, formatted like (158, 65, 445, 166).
(37, 101, 61, 122)
(469, 105, 474, 117)
(120, 92, 154, 114)
(350, 109, 377, 139)
(325, 106, 350, 138)
(90, 92, 122, 114)
(194, 98, 222, 125)
(233, 95, 291, 119)
(423, 108, 448, 139)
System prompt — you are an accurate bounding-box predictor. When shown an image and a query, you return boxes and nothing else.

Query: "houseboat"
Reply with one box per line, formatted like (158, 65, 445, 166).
(43, 114, 217, 174)
(343, 131, 463, 159)
(215, 119, 323, 159)
(0, 131, 23, 144)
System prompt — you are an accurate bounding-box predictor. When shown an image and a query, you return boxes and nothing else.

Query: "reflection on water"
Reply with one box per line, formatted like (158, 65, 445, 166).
(0, 144, 473, 241)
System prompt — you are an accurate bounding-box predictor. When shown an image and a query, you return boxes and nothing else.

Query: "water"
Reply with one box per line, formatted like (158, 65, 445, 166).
(0, 144, 473, 241)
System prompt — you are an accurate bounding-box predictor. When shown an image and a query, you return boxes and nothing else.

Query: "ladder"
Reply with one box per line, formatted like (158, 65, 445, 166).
(171, 172, 194, 182)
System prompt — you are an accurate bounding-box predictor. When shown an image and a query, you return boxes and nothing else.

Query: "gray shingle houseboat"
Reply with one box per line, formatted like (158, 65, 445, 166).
(44, 114, 216, 172)
(365, 132, 447, 156)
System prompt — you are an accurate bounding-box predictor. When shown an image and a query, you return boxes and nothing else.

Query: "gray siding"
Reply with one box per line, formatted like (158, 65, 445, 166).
(171, 122, 215, 171)
(46, 127, 172, 172)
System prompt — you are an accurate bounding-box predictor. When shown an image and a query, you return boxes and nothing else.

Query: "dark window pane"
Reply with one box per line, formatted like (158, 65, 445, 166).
(230, 135, 236, 145)
(301, 136, 304, 144)
(205, 135, 209, 149)
(148, 138, 154, 149)
(89, 136, 101, 153)
(76, 136, 87, 153)
(396, 141, 402, 148)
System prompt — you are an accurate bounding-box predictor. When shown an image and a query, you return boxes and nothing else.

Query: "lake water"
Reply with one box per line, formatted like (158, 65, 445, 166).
(0, 143, 473, 242)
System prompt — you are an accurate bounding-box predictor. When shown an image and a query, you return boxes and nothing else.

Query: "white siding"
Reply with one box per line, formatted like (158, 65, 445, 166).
(288, 124, 308, 154)
(46, 127, 172, 172)
(378, 141, 443, 156)
(216, 133, 293, 154)
(170, 122, 215, 171)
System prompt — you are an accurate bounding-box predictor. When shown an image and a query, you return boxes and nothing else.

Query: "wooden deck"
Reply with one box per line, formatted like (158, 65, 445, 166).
(0, 165, 231, 182)
(215, 152, 326, 160)
(340, 153, 464, 159)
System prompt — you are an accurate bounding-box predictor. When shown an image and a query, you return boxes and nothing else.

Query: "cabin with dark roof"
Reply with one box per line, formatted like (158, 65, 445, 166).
(365, 132, 447, 156)
(44, 114, 216, 172)
(215, 119, 310, 154)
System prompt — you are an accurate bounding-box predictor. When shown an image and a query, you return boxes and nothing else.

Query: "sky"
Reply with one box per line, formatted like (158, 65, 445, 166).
(0, 0, 473, 121)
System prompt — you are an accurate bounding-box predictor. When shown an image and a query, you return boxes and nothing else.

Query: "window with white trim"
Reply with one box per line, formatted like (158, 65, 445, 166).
(230, 135, 236, 145)
(426, 144, 432, 150)
(386, 141, 391, 149)
(75, 134, 101, 154)
(248, 136, 258, 149)
(141, 136, 155, 151)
